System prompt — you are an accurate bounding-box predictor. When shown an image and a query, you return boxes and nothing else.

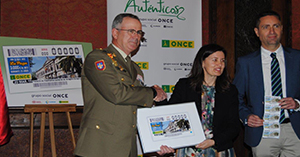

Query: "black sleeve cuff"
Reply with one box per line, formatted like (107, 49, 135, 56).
(151, 87, 157, 98)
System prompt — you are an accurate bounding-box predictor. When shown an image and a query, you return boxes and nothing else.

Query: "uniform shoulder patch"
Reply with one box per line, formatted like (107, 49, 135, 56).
(95, 60, 106, 71)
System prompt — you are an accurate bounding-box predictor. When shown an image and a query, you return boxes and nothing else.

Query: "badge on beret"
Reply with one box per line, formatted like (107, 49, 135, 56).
(95, 60, 106, 71)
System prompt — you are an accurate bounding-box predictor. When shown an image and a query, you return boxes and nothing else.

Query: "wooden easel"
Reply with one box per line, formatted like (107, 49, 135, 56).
(24, 104, 76, 157)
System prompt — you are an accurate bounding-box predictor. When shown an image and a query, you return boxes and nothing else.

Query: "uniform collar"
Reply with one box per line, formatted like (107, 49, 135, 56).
(112, 44, 131, 62)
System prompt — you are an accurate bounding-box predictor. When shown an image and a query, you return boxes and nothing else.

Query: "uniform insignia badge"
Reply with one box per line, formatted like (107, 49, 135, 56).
(137, 74, 145, 86)
(106, 53, 126, 72)
(95, 60, 106, 71)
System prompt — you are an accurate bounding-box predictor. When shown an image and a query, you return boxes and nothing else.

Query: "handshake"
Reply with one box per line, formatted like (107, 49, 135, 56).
(151, 85, 167, 102)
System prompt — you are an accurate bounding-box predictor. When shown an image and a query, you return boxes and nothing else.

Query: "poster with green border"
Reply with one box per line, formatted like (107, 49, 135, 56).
(0, 36, 93, 107)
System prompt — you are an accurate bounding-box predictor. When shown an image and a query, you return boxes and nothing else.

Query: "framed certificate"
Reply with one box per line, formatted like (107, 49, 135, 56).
(137, 102, 205, 153)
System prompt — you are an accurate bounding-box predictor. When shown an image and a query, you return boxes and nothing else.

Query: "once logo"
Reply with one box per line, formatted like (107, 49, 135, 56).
(53, 94, 69, 98)
(136, 62, 149, 70)
(162, 85, 175, 93)
(162, 40, 194, 48)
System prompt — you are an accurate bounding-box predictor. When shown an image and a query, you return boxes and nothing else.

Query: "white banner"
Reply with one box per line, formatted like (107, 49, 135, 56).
(107, 0, 202, 95)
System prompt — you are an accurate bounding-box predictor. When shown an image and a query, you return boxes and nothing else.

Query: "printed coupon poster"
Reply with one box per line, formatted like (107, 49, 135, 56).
(2, 45, 84, 106)
(137, 102, 205, 153)
(149, 113, 193, 141)
(263, 96, 281, 138)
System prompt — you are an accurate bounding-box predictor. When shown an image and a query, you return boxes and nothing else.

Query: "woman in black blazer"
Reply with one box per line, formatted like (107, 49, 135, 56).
(169, 44, 240, 157)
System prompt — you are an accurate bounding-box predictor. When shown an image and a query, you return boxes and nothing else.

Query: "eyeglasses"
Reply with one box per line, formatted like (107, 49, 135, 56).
(116, 28, 145, 37)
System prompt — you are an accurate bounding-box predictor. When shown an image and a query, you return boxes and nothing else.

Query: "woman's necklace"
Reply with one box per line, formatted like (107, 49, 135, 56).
(203, 81, 215, 87)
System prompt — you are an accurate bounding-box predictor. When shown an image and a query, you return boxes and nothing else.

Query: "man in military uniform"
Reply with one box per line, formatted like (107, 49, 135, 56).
(74, 13, 173, 157)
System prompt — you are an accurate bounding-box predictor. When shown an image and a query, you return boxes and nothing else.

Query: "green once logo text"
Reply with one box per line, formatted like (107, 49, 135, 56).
(162, 40, 194, 48)
(162, 85, 174, 93)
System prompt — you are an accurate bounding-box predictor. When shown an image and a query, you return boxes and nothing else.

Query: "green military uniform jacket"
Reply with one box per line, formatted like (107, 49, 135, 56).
(74, 44, 154, 157)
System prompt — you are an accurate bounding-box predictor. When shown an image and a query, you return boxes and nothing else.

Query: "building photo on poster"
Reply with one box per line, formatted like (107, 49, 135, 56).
(2, 45, 85, 107)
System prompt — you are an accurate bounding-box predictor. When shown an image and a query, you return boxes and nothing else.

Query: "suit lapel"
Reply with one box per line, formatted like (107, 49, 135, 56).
(283, 47, 292, 96)
(251, 50, 265, 104)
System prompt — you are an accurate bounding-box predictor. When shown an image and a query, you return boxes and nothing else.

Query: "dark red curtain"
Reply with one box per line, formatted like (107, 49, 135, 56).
(0, 0, 107, 49)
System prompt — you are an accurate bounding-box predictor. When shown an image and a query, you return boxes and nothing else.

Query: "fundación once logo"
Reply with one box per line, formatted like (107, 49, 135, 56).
(162, 40, 194, 48)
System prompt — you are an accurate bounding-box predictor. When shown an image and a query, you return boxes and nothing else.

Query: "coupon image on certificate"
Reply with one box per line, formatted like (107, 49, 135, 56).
(149, 112, 193, 141)
(137, 102, 205, 153)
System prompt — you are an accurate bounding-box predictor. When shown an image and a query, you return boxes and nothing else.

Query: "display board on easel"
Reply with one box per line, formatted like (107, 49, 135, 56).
(0, 36, 93, 107)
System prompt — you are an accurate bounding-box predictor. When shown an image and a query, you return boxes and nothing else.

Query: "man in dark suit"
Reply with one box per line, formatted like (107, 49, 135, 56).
(74, 13, 173, 157)
(233, 10, 300, 156)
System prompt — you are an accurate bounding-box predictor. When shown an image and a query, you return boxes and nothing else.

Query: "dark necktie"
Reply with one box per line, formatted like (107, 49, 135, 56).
(126, 56, 131, 66)
(270, 52, 285, 123)
(126, 56, 132, 74)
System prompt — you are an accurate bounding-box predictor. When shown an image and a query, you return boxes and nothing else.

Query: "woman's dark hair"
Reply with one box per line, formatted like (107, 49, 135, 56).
(188, 44, 231, 93)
